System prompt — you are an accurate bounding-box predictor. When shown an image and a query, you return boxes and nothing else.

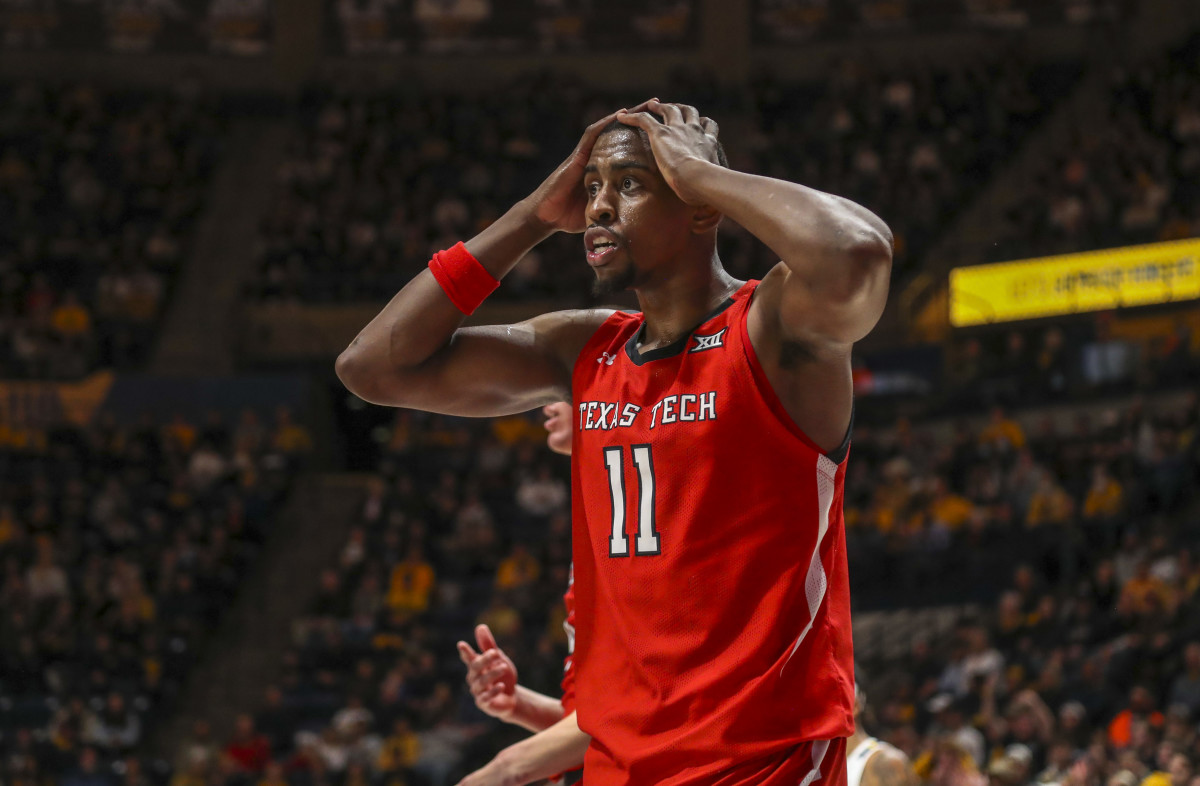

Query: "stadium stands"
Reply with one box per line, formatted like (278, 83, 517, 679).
(0, 83, 221, 379)
(176, 387, 1196, 785)
(0, 407, 311, 785)
(245, 57, 1075, 304)
(990, 34, 1200, 263)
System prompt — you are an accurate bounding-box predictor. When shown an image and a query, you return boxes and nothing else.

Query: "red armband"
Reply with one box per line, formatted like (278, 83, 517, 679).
(428, 242, 499, 316)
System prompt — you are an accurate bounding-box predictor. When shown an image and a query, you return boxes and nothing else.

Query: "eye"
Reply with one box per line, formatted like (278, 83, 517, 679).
(586, 182, 600, 196)
(621, 177, 636, 191)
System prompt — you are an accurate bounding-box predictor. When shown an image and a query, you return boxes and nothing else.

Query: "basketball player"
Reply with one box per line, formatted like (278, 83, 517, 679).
(455, 403, 591, 786)
(337, 99, 892, 784)
(846, 677, 917, 786)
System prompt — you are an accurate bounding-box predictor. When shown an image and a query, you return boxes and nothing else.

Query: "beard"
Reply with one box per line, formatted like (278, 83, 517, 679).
(591, 262, 637, 298)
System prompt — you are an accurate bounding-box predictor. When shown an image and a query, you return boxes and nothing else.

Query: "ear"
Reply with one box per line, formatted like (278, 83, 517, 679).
(691, 205, 722, 234)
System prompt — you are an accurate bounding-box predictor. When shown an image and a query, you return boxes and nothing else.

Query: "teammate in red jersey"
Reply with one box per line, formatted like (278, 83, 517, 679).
(337, 99, 892, 785)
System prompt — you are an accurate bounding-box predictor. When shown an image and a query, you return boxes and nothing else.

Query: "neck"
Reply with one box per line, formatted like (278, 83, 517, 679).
(632, 247, 739, 350)
(848, 725, 869, 750)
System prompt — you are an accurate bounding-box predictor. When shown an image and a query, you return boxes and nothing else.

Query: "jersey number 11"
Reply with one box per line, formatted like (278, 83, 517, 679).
(602, 445, 661, 557)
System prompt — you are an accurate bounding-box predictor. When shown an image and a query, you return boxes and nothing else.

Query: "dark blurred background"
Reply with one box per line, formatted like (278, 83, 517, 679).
(1, 1, 1199, 785)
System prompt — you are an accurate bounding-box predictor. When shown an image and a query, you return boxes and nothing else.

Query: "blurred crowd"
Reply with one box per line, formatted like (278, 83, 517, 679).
(245, 56, 1072, 303)
(0, 407, 312, 785)
(0, 82, 221, 379)
(856, 402, 1200, 786)
(743, 56, 1075, 282)
(172, 409, 569, 786)
(991, 34, 1200, 262)
(160, 391, 1197, 786)
(330, 0, 696, 55)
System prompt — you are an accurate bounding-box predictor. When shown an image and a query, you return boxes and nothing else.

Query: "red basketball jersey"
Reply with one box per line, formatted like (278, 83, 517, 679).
(569, 281, 855, 785)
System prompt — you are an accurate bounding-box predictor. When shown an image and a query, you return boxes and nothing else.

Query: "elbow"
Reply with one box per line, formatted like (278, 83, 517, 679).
(335, 345, 379, 403)
(853, 220, 894, 272)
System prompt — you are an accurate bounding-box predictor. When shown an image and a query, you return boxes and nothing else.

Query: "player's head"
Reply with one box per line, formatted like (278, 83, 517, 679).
(583, 109, 727, 297)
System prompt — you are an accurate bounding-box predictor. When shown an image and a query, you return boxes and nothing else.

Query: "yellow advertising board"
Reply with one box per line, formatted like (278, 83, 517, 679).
(949, 238, 1200, 327)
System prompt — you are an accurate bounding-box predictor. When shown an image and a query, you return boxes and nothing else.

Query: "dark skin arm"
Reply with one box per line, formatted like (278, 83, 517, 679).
(618, 100, 892, 451)
(334, 113, 625, 415)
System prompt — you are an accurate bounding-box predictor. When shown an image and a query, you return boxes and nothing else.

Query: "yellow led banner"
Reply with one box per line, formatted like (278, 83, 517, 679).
(949, 238, 1200, 327)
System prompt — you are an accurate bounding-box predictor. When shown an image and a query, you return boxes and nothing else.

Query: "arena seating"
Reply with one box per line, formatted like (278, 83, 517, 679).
(244, 58, 1076, 304)
(989, 34, 1200, 263)
(177, 385, 1196, 785)
(0, 408, 311, 785)
(0, 83, 221, 379)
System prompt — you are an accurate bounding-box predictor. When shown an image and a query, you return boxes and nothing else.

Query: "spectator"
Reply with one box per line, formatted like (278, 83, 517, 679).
(386, 546, 435, 614)
(83, 693, 142, 755)
(1168, 643, 1200, 717)
(62, 748, 114, 786)
(224, 714, 271, 775)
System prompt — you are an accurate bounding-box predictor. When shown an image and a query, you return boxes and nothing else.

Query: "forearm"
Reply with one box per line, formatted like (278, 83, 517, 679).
(336, 202, 551, 384)
(682, 158, 892, 289)
(508, 686, 566, 733)
(490, 712, 589, 784)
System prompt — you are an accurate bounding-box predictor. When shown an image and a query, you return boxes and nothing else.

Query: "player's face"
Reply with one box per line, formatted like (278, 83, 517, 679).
(582, 128, 695, 296)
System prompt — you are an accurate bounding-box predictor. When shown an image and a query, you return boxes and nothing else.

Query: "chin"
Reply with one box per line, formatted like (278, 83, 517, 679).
(591, 265, 637, 298)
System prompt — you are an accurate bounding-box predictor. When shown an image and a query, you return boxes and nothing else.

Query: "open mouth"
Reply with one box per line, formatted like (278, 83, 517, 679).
(587, 239, 618, 264)
(585, 227, 621, 266)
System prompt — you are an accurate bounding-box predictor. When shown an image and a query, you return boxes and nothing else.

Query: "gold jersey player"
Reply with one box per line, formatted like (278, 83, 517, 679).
(337, 100, 892, 785)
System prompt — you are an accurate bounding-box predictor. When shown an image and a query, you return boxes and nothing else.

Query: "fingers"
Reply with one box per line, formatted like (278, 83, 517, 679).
(678, 104, 701, 125)
(651, 99, 684, 125)
(457, 640, 479, 665)
(475, 623, 498, 652)
(701, 117, 719, 137)
(616, 111, 658, 132)
(625, 98, 659, 115)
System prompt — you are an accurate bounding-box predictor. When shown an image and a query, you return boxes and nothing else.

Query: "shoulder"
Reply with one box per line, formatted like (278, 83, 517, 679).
(523, 308, 620, 363)
(866, 745, 914, 786)
(750, 262, 850, 360)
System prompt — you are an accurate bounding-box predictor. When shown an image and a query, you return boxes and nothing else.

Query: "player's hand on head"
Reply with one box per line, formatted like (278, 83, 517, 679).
(543, 402, 573, 456)
(457, 624, 520, 722)
(617, 98, 722, 206)
(526, 109, 626, 234)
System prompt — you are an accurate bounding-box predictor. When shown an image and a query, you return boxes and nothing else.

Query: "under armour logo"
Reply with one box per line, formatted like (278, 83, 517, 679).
(598, 352, 617, 365)
(690, 328, 727, 353)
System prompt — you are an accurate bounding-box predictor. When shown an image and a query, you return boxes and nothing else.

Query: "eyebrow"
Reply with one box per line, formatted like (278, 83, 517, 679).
(583, 160, 653, 174)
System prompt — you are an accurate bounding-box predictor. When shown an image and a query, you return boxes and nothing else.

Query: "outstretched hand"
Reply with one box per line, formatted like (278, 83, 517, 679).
(457, 624, 520, 722)
(526, 110, 625, 234)
(617, 99, 721, 207)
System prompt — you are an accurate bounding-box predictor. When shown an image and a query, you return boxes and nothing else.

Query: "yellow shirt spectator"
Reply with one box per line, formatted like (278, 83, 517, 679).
(979, 410, 1026, 451)
(1084, 471, 1123, 519)
(378, 723, 421, 772)
(1121, 569, 1173, 615)
(1026, 482, 1074, 527)
(496, 545, 541, 590)
(51, 294, 91, 338)
(388, 553, 435, 613)
(930, 492, 973, 530)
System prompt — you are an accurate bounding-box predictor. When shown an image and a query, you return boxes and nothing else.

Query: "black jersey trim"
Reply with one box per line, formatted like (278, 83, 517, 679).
(824, 406, 854, 465)
(624, 296, 737, 366)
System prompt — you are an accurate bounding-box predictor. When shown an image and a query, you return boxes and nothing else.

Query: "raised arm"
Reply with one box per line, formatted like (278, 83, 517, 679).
(618, 99, 891, 347)
(335, 113, 625, 416)
(617, 100, 892, 449)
